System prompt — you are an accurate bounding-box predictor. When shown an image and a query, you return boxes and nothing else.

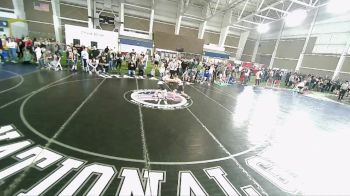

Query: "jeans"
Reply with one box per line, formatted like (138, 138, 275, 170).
(109, 60, 113, 71)
(38, 58, 45, 68)
(9, 48, 17, 62)
(128, 70, 135, 76)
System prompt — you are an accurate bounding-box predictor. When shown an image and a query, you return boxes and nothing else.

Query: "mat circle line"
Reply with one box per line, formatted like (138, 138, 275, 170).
(0, 70, 24, 94)
(20, 78, 265, 165)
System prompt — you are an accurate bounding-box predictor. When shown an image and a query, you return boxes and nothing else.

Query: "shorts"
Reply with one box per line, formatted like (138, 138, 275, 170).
(154, 61, 159, 65)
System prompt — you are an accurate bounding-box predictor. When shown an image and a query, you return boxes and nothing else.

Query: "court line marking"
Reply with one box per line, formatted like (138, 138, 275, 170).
(135, 78, 151, 169)
(0, 68, 41, 82)
(0, 74, 73, 110)
(20, 78, 262, 165)
(52, 78, 106, 142)
(135, 78, 154, 194)
(0, 70, 24, 94)
(186, 108, 268, 196)
(189, 85, 234, 114)
(164, 83, 268, 194)
(5, 78, 106, 196)
(194, 85, 236, 98)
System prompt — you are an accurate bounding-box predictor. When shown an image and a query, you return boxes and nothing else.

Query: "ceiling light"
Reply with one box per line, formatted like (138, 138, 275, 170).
(257, 23, 269, 33)
(285, 9, 307, 27)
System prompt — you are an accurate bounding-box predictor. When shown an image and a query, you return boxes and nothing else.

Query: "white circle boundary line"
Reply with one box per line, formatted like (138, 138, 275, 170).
(0, 70, 24, 94)
(19, 78, 267, 165)
(123, 90, 193, 111)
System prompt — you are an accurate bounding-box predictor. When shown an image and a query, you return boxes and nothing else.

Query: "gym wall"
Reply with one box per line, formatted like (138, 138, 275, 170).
(203, 32, 219, 45)
(272, 38, 305, 70)
(154, 31, 204, 54)
(244, 6, 350, 79)
(124, 16, 150, 32)
(153, 21, 175, 35)
(179, 26, 198, 39)
(241, 39, 256, 62)
(254, 39, 276, 66)
(24, 0, 54, 39)
(339, 56, 350, 80)
(225, 47, 238, 57)
(2, 0, 13, 9)
(60, 4, 89, 40)
(225, 35, 240, 47)
(60, 4, 87, 21)
(341, 57, 350, 73)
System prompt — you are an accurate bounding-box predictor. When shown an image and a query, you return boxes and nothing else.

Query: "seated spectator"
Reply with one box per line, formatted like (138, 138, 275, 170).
(49, 54, 62, 71)
(88, 58, 98, 74)
(22, 48, 33, 64)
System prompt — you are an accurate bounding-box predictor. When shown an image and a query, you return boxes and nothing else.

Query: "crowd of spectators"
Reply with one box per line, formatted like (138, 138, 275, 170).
(1, 34, 349, 101)
(0, 34, 65, 70)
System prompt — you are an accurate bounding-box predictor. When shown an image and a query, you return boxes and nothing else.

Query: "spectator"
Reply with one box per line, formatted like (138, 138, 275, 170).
(81, 47, 89, 72)
(338, 81, 349, 101)
(7, 38, 18, 63)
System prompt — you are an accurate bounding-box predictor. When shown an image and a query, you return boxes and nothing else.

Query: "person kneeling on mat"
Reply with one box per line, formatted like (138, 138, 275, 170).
(160, 72, 189, 99)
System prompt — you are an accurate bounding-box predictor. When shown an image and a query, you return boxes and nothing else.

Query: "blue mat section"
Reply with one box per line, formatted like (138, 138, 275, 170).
(0, 64, 38, 80)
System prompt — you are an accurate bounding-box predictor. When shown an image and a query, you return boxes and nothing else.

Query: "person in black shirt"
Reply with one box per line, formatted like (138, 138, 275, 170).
(91, 46, 100, 59)
(138, 52, 146, 76)
(128, 50, 137, 76)
(107, 51, 115, 72)
(104, 46, 109, 53)
(116, 52, 122, 74)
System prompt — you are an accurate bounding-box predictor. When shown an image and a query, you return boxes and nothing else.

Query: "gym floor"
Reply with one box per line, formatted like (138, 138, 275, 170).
(1, 64, 350, 196)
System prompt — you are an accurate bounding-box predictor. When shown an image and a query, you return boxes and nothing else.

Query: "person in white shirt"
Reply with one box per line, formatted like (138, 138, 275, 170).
(338, 81, 349, 101)
(159, 63, 165, 78)
(296, 80, 306, 94)
(169, 58, 178, 78)
(209, 65, 215, 83)
(34, 46, 42, 63)
(153, 52, 160, 68)
(7, 38, 18, 63)
(88, 59, 99, 74)
(255, 69, 262, 86)
(81, 47, 89, 72)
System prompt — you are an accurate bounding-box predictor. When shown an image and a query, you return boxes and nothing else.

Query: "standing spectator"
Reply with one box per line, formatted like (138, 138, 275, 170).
(66, 47, 74, 70)
(159, 63, 165, 79)
(107, 50, 115, 72)
(255, 69, 262, 86)
(338, 81, 349, 101)
(91, 46, 100, 59)
(116, 51, 122, 74)
(128, 50, 136, 76)
(34, 46, 42, 64)
(138, 52, 146, 76)
(169, 58, 178, 78)
(7, 38, 18, 63)
(81, 47, 89, 72)
(72, 48, 79, 72)
(153, 52, 160, 69)
(18, 40, 25, 58)
(0, 38, 3, 65)
(24, 37, 33, 53)
(104, 46, 109, 53)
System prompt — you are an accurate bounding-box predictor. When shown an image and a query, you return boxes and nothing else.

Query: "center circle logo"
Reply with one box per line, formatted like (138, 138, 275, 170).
(124, 89, 193, 110)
